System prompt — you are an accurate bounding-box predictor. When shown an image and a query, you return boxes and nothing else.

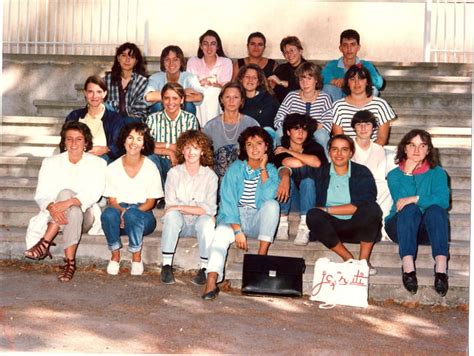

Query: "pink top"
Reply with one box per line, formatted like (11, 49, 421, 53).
(186, 55, 232, 85)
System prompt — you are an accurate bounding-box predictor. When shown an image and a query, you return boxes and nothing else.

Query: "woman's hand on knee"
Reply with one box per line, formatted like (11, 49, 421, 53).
(396, 196, 418, 212)
(235, 232, 248, 252)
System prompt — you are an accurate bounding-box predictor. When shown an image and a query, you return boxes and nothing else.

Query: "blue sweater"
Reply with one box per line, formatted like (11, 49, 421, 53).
(66, 107, 125, 160)
(386, 165, 450, 222)
(322, 57, 384, 90)
(217, 160, 280, 225)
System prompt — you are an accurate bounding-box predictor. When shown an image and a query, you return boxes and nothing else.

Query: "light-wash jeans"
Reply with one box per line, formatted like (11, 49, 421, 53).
(101, 203, 156, 253)
(206, 200, 280, 282)
(161, 210, 215, 266)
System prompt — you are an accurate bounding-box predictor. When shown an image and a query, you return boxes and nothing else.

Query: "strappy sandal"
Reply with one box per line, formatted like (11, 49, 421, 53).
(57, 258, 76, 283)
(24, 238, 56, 260)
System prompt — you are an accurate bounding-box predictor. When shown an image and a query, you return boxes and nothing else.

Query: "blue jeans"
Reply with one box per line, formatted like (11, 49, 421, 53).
(149, 102, 197, 115)
(206, 200, 280, 282)
(280, 172, 316, 215)
(101, 203, 157, 253)
(161, 211, 215, 264)
(147, 154, 172, 187)
(385, 204, 449, 259)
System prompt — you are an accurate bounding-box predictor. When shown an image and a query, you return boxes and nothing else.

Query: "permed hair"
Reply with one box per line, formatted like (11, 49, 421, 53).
(237, 126, 274, 163)
(175, 130, 214, 167)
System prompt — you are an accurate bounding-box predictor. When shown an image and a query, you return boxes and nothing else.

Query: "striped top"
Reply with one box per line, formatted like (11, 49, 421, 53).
(274, 90, 333, 133)
(146, 109, 198, 144)
(332, 97, 397, 140)
(238, 167, 260, 208)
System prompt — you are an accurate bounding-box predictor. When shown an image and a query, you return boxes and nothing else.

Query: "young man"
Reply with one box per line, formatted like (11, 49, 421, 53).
(268, 36, 307, 103)
(322, 29, 383, 101)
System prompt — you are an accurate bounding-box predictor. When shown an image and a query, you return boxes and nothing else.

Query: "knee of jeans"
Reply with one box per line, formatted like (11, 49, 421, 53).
(399, 203, 421, 218)
(424, 205, 448, 221)
(195, 215, 214, 230)
(123, 207, 142, 221)
(261, 200, 280, 215)
(163, 210, 185, 226)
(101, 207, 120, 224)
(56, 188, 75, 201)
(214, 225, 234, 244)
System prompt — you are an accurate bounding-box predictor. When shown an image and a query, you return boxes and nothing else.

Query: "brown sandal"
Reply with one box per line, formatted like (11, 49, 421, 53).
(57, 258, 76, 282)
(24, 238, 56, 260)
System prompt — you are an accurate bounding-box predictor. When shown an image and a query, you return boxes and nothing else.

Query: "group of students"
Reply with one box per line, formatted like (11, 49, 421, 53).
(23, 28, 451, 300)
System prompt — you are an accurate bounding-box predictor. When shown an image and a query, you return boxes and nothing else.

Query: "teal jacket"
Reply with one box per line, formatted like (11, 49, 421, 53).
(217, 160, 280, 225)
(386, 165, 450, 222)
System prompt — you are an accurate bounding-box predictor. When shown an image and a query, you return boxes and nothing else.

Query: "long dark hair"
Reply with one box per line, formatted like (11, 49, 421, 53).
(197, 30, 227, 58)
(238, 126, 274, 163)
(110, 42, 146, 83)
(395, 129, 439, 168)
(59, 121, 93, 153)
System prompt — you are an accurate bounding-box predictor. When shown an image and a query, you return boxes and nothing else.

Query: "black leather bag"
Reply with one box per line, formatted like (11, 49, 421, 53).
(241, 254, 306, 297)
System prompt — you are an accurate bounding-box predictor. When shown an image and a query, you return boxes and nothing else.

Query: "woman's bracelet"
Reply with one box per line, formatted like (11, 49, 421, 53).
(234, 229, 242, 236)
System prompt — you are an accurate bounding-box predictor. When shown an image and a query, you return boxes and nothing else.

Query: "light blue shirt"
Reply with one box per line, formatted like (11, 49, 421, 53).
(144, 71, 204, 105)
(326, 162, 352, 220)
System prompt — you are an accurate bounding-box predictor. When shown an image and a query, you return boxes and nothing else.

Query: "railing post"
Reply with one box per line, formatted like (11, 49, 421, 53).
(424, 0, 433, 62)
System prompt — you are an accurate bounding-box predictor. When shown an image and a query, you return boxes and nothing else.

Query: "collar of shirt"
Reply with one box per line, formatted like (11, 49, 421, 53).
(164, 109, 182, 123)
(330, 160, 352, 178)
(337, 56, 361, 69)
(177, 163, 208, 177)
(85, 104, 105, 120)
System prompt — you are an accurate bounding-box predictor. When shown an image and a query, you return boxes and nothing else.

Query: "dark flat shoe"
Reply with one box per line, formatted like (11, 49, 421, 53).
(402, 270, 418, 295)
(434, 273, 449, 297)
(160, 265, 175, 284)
(201, 287, 219, 300)
(191, 268, 207, 286)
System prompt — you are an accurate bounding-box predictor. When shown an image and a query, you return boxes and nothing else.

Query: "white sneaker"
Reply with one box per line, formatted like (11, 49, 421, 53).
(107, 260, 120, 275)
(294, 224, 310, 246)
(275, 221, 289, 241)
(131, 260, 144, 275)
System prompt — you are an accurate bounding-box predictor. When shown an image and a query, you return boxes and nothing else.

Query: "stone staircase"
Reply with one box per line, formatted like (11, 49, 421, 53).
(0, 59, 471, 305)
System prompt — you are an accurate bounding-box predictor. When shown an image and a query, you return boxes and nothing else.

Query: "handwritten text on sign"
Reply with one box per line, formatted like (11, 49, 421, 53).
(311, 269, 369, 296)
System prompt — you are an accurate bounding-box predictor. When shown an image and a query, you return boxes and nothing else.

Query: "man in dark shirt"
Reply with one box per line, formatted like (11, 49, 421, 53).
(268, 36, 307, 103)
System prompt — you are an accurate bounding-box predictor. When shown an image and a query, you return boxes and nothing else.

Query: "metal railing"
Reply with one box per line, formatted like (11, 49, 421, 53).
(3, 0, 148, 56)
(424, 0, 473, 63)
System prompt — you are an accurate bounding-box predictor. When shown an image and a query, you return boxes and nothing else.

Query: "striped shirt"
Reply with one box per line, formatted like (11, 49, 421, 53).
(238, 167, 260, 208)
(146, 110, 198, 144)
(103, 72, 148, 120)
(274, 91, 333, 133)
(332, 97, 397, 140)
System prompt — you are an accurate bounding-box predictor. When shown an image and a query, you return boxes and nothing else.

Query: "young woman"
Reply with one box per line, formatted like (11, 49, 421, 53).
(203, 82, 259, 180)
(386, 130, 450, 296)
(268, 36, 307, 103)
(274, 62, 333, 150)
(66, 75, 125, 163)
(236, 64, 280, 132)
(202, 126, 280, 300)
(187, 30, 233, 127)
(103, 42, 148, 122)
(144, 45, 204, 115)
(146, 83, 199, 187)
(232, 32, 278, 79)
(306, 135, 382, 275)
(101, 122, 164, 276)
(274, 114, 327, 245)
(24, 121, 106, 282)
(351, 110, 392, 220)
(332, 64, 396, 146)
(160, 130, 218, 285)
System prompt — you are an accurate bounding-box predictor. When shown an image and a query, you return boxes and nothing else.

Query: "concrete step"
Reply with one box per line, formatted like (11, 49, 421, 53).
(383, 75, 472, 94)
(437, 147, 472, 168)
(33, 99, 85, 117)
(0, 156, 43, 177)
(224, 264, 468, 306)
(1, 115, 64, 135)
(383, 93, 472, 111)
(375, 62, 473, 77)
(1, 134, 60, 157)
(392, 109, 472, 128)
(388, 126, 471, 148)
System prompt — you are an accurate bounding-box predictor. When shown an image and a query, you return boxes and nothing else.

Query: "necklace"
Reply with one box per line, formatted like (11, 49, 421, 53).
(221, 113, 241, 142)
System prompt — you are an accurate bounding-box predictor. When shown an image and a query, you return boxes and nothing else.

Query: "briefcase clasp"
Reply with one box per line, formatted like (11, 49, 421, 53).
(269, 270, 277, 277)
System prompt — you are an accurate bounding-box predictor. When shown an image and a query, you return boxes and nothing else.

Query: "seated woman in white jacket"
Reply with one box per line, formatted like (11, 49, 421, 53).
(160, 130, 218, 285)
(24, 121, 107, 282)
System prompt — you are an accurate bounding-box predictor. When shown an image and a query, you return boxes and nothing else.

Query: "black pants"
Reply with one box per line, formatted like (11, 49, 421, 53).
(307, 202, 382, 249)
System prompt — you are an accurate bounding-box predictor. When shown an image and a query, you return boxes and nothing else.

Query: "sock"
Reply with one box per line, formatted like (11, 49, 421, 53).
(402, 256, 415, 273)
(162, 253, 173, 267)
(435, 255, 447, 273)
(200, 257, 208, 270)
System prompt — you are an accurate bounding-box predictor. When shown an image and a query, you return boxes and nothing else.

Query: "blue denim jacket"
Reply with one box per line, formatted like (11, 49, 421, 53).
(217, 160, 280, 225)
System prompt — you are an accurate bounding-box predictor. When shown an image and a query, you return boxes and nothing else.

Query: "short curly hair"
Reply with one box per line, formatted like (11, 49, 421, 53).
(175, 130, 214, 167)
(237, 126, 274, 163)
(59, 121, 93, 153)
(117, 122, 155, 156)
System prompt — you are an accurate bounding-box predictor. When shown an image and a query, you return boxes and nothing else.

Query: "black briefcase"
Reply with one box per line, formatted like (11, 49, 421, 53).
(241, 254, 306, 297)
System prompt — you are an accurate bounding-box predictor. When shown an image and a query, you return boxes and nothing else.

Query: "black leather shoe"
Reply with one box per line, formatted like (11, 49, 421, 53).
(160, 265, 175, 284)
(191, 268, 207, 286)
(434, 273, 449, 297)
(201, 287, 219, 300)
(402, 270, 418, 295)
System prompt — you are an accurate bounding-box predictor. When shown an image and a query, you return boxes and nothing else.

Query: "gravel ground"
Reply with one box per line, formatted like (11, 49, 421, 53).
(0, 260, 468, 354)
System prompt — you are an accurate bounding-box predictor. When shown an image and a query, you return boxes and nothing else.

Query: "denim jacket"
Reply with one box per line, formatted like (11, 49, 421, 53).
(217, 160, 280, 225)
